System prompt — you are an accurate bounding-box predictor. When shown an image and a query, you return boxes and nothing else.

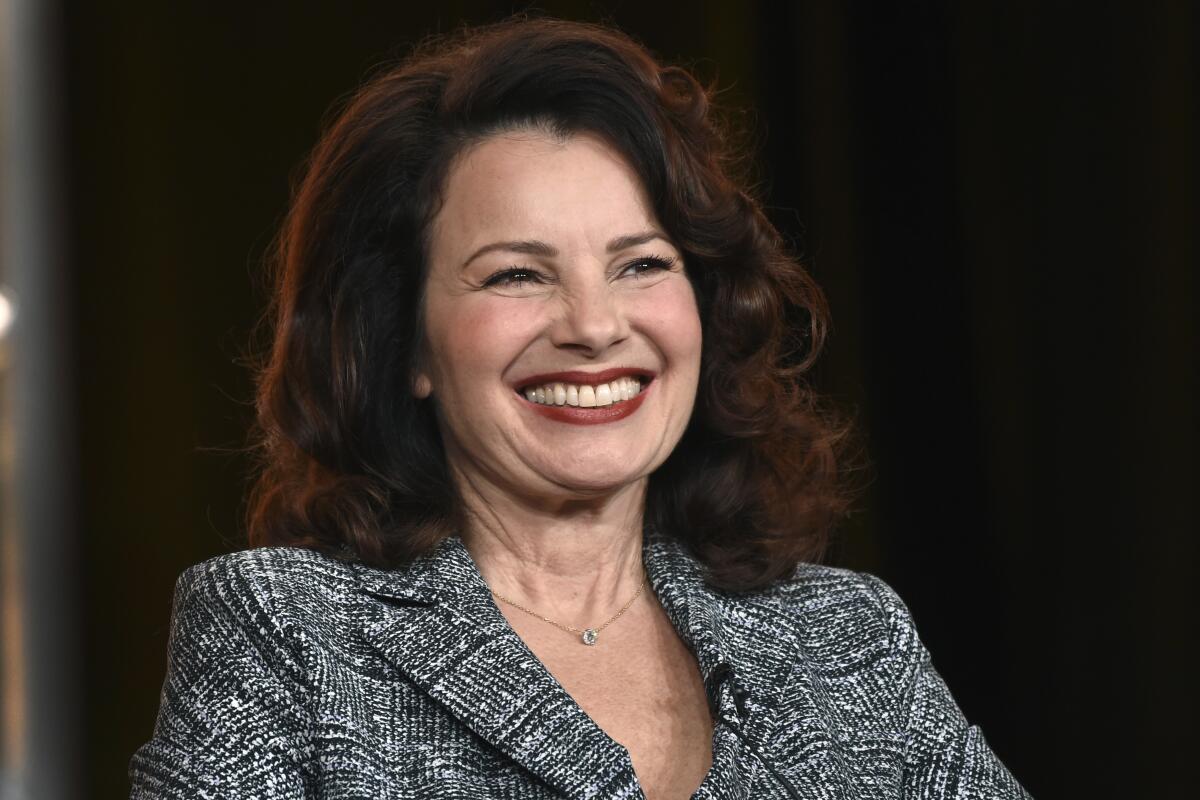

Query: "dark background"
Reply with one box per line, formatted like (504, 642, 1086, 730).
(59, 2, 1192, 797)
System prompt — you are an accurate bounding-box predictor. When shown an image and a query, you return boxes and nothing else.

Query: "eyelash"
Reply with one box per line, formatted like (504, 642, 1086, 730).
(483, 255, 677, 288)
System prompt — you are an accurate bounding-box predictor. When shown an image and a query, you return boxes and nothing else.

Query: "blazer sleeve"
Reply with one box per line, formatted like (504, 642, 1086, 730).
(129, 558, 315, 799)
(861, 574, 1033, 800)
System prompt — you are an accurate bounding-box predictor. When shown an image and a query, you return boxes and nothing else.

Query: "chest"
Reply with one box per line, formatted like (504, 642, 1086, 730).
(303, 599, 912, 799)
(503, 603, 715, 799)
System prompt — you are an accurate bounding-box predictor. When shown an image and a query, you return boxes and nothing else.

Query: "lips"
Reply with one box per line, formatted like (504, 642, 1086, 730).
(511, 367, 656, 426)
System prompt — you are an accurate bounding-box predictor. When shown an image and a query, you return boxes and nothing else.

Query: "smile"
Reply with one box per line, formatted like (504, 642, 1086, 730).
(520, 376, 644, 407)
(514, 370, 655, 426)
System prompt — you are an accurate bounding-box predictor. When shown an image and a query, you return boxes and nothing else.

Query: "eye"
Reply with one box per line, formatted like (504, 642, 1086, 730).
(620, 255, 677, 278)
(482, 268, 544, 288)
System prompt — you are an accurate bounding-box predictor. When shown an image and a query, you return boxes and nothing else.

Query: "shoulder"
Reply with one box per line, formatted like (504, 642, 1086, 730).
(759, 562, 919, 672)
(170, 546, 361, 657)
(180, 545, 361, 601)
(775, 562, 911, 621)
(132, 549, 331, 791)
(179, 545, 356, 604)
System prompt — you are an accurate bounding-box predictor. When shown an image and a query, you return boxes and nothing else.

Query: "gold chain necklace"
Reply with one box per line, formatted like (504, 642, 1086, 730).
(490, 574, 647, 646)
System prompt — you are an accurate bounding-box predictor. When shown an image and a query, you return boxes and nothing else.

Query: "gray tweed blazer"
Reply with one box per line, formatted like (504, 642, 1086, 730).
(129, 529, 1031, 799)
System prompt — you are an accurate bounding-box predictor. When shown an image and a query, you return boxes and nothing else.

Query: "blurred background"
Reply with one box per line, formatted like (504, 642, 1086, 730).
(1, 1, 1193, 797)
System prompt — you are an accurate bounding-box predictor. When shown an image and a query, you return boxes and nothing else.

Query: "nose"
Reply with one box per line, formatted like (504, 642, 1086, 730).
(549, 275, 630, 357)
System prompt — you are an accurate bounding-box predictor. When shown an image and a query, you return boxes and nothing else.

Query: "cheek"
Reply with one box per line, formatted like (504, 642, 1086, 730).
(637, 279, 703, 365)
(427, 298, 540, 387)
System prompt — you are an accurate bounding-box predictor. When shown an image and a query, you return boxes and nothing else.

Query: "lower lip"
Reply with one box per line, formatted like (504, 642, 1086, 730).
(519, 381, 652, 425)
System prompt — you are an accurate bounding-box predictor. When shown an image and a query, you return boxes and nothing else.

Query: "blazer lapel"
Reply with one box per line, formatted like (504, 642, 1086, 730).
(643, 530, 853, 799)
(351, 536, 643, 799)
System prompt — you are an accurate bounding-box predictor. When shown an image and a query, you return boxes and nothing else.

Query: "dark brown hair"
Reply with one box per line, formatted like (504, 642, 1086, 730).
(247, 16, 853, 591)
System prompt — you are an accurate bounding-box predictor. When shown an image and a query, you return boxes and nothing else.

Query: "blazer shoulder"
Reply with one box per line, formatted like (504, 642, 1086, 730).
(766, 562, 914, 670)
(174, 546, 360, 644)
(183, 545, 355, 597)
(132, 549, 326, 794)
(188, 543, 349, 574)
(775, 561, 891, 612)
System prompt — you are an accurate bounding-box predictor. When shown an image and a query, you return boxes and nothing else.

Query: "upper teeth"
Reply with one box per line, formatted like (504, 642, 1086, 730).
(522, 377, 644, 407)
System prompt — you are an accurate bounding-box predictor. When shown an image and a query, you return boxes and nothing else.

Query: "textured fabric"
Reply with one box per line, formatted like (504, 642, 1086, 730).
(129, 529, 1031, 799)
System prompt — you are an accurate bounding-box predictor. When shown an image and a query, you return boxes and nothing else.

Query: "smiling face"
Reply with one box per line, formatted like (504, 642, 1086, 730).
(415, 130, 702, 505)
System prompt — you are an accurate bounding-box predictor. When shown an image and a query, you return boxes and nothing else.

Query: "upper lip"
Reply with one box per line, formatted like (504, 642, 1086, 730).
(512, 367, 656, 390)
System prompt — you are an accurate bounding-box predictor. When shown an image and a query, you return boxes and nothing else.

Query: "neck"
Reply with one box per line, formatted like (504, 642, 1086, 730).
(455, 470, 648, 626)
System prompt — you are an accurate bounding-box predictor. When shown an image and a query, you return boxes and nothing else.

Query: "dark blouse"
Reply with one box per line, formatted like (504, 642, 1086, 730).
(129, 529, 1031, 798)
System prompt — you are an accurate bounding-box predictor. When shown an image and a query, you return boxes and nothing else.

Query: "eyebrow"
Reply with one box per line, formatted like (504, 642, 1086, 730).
(460, 230, 670, 269)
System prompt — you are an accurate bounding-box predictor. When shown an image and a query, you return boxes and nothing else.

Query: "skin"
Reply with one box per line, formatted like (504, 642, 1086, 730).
(415, 129, 713, 797)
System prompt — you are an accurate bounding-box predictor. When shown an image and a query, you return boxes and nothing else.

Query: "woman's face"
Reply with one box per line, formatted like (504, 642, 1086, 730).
(416, 130, 702, 504)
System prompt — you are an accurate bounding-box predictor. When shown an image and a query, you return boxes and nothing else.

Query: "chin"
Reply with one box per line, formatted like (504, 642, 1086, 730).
(537, 461, 650, 496)
(554, 471, 644, 494)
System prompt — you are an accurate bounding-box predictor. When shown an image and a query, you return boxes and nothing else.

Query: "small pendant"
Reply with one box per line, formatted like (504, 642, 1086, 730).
(581, 628, 598, 646)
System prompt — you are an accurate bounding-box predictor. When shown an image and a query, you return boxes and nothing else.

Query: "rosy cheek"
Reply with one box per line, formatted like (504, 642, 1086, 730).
(632, 279, 702, 354)
(438, 299, 541, 380)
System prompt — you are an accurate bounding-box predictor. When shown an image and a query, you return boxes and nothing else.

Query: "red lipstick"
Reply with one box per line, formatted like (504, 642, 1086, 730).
(513, 368, 655, 426)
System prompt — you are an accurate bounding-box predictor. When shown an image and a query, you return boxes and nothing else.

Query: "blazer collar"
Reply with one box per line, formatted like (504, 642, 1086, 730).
(352, 535, 641, 797)
(641, 535, 851, 798)
(351, 527, 810, 797)
(640, 530, 802, 738)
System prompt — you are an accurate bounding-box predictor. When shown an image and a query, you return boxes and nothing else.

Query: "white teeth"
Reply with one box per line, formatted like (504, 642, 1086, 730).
(521, 377, 646, 407)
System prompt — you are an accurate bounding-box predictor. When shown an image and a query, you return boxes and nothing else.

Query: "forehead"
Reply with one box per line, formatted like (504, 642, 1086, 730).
(429, 130, 658, 259)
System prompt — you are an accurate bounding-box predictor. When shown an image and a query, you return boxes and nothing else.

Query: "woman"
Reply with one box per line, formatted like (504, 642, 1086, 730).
(130, 17, 1030, 799)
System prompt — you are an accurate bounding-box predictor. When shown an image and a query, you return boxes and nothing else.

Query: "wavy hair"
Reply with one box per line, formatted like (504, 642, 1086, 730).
(247, 16, 854, 591)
